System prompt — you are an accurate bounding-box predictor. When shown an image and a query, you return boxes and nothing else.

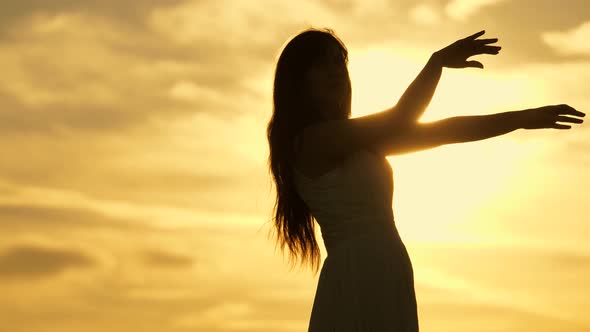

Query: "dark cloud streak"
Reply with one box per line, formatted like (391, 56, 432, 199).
(0, 203, 155, 233)
(0, 244, 95, 279)
(449, 0, 590, 65)
(140, 249, 194, 268)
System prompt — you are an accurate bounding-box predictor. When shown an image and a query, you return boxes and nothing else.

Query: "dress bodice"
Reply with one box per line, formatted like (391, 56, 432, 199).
(293, 149, 400, 254)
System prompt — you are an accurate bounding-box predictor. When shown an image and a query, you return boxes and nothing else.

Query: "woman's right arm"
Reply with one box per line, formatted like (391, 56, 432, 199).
(372, 105, 585, 156)
(427, 110, 525, 145)
(434, 105, 585, 145)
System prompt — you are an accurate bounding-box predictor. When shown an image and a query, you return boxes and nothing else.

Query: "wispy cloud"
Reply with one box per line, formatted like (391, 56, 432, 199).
(542, 21, 590, 56)
(409, 4, 441, 26)
(445, 0, 509, 20)
(140, 248, 194, 268)
(0, 244, 95, 280)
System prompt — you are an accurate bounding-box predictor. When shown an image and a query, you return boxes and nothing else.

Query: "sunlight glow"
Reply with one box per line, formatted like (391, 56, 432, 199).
(348, 45, 543, 244)
(349, 45, 425, 116)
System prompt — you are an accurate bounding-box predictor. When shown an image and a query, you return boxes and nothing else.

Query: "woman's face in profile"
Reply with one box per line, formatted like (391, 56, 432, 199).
(305, 43, 351, 119)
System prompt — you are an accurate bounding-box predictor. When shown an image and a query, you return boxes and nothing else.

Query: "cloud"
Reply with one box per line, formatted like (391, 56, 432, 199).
(0, 0, 184, 38)
(0, 217, 303, 330)
(0, 203, 155, 233)
(2, 0, 586, 142)
(0, 12, 232, 133)
(0, 2, 277, 222)
(0, 244, 95, 280)
(542, 21, 590, 56)
(0, 93, 273, 217)
(1, 220, 589, 332)
(421, 300, 589, 332)
(446, 0, 509, 20)
(140, 249, 194, 268)
(0, 6, 270, 140)
(318, 0, 356, 13)
(409, 4, 441, 26)
(411, 243, 590, 325)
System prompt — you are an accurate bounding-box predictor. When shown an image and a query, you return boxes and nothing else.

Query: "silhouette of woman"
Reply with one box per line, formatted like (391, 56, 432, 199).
(266, 27, 585, 331)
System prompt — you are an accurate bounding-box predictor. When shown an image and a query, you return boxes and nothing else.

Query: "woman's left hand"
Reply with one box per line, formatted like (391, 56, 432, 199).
(432, 30, 501, 69)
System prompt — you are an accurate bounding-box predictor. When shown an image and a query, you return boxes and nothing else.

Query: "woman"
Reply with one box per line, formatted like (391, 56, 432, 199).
(266, 28, 585, 331)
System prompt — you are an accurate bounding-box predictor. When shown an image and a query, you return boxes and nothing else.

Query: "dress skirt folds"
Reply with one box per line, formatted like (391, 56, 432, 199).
(293, 149, 419, 332)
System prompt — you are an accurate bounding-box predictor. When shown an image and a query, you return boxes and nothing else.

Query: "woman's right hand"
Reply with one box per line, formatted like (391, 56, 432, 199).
(519, 104, 585, 129)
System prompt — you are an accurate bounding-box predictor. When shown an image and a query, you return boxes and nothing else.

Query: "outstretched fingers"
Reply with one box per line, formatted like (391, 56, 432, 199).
(556, 115, 584, 124)
(467, 33, 501, 56)
(557, 104, 585, 117)
(475, 38, 499, 45)
(553, 123, 572, 129)
(465, 30, 485, 40)
(479, 45, 502, 54)
(552, 105, 585, 129)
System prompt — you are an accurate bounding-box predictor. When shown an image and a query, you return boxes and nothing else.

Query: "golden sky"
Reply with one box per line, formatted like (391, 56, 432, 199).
(0, 0, 589, 331)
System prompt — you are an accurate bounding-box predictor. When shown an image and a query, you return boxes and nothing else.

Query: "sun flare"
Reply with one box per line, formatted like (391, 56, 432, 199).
(347, 45, 543, 244)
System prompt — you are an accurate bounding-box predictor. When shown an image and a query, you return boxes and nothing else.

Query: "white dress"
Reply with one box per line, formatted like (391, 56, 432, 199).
(293, 148, 419, 332)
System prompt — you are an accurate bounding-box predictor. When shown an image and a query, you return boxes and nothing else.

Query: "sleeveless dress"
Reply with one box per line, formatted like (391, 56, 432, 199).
(293, 148, 419, 332)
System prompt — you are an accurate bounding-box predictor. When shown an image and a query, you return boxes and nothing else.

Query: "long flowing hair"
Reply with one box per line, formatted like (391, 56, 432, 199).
(266, 27, 349, 275)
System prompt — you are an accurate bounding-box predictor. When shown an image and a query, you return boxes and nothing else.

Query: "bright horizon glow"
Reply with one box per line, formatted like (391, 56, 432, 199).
(347, 45, 547, 245)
